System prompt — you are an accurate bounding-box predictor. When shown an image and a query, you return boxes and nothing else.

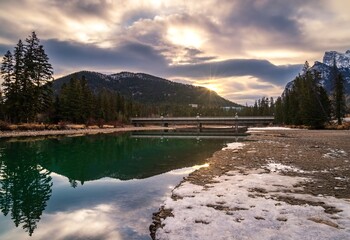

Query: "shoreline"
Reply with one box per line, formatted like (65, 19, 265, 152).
(0, 125, 173, 139)
(151, 129, 350, 239)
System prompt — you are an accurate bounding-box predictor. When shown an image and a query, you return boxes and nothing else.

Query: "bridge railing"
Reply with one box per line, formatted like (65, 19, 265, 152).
(130, 116, 275, 121)
(130, 116, 275, 125)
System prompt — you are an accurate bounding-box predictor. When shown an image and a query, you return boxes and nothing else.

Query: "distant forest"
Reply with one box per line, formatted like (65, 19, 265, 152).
(0, 33, 347, 128)
(245, 61, 346, 128)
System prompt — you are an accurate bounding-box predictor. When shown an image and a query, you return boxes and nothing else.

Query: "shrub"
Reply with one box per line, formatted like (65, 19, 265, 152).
(17, 124, 46, 131)
(0, 121, 11, 131)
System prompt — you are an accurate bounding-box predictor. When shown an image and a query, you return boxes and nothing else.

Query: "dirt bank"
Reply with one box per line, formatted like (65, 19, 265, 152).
(0, 126, 172, 138)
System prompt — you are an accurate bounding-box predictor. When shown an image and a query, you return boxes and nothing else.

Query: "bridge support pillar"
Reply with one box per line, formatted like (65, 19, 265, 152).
(197, 123, 202, 132)
(163, 122, 169, 132)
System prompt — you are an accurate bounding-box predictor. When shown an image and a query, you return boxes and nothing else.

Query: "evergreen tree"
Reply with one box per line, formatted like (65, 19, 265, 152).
(81, 76, 95, 122)
(13, 40, 26, 121)
(23, 32, 53, 121)
(0, 51, 15, 121)
(330, 61, 346, 125)
(58, 76, 89, 123)
(0, 51, 14, 91)
(0, 32, 53, 123)
(0, 89, 4, 120)
(274, 97, 283, 123)
(269, 97, 275, 116)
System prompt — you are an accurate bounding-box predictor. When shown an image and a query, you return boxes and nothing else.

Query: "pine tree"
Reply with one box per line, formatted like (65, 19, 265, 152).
(1, 32, 53, 123)
(23, 32, 53, 121)
(80, 76, 95, 122)
(269, 97, 275, 116)
(274, 97, 283, 123)
(330, 61, 346, 125)
(0, 89, 4, 120)
(0, 51, 14, 92)
(13, 40, 25, 87)
(0, 51, 15, 121)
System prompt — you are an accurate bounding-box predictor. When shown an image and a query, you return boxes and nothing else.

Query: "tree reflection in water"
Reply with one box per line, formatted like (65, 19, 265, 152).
(0, 133, 230, 237)
(0, 141, 52, 236)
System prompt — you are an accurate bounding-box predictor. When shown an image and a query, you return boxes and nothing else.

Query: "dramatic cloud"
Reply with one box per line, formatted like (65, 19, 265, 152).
(0, 0, 349, 104)
(167, 59, 301, 84)
(43, 39, 168, 76)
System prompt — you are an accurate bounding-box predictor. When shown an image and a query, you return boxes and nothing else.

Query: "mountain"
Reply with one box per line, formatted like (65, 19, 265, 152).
(285, 50, 350, 106)
(52, 71, 240, 107)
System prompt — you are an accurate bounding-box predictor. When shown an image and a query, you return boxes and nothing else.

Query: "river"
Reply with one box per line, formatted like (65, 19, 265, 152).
(0, 132, 233, 240)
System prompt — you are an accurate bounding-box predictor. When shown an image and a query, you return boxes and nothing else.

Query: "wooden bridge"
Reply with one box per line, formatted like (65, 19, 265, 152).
(130, 116, 274, 131)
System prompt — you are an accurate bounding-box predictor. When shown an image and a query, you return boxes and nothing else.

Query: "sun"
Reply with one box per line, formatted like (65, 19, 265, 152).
(167, 27, 204, 48)
(194, 83, 221, 93)
(205, 84, 220, 93)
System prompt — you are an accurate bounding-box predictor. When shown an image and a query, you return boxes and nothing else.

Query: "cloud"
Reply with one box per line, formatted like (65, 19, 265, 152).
(42, 37, 301, 87)
(0, 44, 12, 55)
(43, 39, 168, 76)
(168, 59, 302, 85)
(225, 1, 304, 37)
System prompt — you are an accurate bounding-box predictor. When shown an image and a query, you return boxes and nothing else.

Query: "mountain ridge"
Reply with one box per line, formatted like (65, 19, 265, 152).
(52, 70, 240, 107)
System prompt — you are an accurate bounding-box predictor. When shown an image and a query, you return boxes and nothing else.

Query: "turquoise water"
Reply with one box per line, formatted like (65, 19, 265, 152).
(0, 133, 231, 240)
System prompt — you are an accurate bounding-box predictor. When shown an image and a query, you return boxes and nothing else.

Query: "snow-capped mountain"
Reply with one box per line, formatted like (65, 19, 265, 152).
(323, 50, 350, 68)
(285, 50, 350, 106)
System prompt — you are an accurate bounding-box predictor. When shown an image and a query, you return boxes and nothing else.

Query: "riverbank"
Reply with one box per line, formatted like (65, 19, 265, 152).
(151, 129, 350, 239)
(0, 125, 172, 138)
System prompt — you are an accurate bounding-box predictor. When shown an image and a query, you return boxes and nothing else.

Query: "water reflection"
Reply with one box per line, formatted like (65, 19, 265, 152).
(0, 141, 52, 236)
(0, 133, 230, 238)
(37, 133, 227, 183)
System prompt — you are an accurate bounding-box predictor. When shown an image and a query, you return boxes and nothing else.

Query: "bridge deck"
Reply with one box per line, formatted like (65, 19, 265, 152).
(131, 116, 274, 126)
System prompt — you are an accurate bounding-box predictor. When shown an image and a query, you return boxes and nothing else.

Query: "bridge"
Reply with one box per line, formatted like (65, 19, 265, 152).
(130, 116, 274, 133)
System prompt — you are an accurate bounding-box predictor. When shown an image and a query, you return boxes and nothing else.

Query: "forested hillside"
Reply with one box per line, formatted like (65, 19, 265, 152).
(52, 71, 239, 107)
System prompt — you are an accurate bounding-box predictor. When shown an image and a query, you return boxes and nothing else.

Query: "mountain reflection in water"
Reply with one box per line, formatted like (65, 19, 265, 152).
(0, 133, 231, 238)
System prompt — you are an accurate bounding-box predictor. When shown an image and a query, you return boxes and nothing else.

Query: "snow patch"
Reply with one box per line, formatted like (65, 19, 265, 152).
(156, 169, 350, 240)
(323, 149, 348, 159)
(222, 142, 244, 151)
(248, 127, 294, 131)
(265, 163, 305, 173)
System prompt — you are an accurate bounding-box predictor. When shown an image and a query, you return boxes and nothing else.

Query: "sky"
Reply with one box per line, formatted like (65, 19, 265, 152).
(0, 0, 350, 105)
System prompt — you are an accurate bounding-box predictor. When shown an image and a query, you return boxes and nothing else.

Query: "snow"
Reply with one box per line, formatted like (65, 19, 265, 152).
(265, 163, 305, 173)
(156, 139, 350, 240)
(248, 127, 294, 131)
(323, 148, 348, 159)
(222, 142, 244, 151)
(323, 50, 350, 68)
(156, 168, 350, 240)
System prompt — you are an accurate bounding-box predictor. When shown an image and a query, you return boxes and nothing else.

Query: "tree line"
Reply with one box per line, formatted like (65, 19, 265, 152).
(52, 75, 138, 125)
(274, 62, 331, 128)
(275, 61, 346, 127)
(244, 61, 346, 128)
(240, 97, 275, 117)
